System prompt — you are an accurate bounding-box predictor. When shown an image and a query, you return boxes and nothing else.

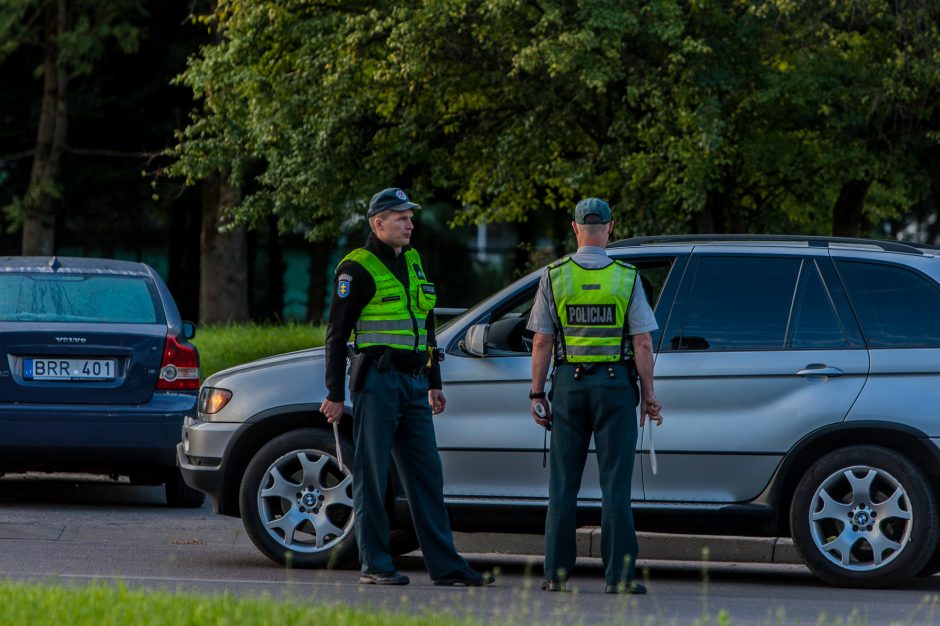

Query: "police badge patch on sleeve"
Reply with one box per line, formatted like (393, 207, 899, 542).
(337, 273, 353, 299)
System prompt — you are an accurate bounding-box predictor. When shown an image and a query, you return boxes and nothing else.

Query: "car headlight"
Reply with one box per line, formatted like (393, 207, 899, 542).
(198, 386, 233, 418)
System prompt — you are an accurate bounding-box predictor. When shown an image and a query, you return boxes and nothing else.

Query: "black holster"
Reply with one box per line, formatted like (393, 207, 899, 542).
(347, 346, 371, 392)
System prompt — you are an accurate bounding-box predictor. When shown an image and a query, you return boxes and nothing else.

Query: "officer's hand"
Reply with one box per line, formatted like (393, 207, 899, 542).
(531, 398, 552, 429)
(640, 395, 663, 427)
(320, 399, 344, 424)
(429, 389, 446, 415)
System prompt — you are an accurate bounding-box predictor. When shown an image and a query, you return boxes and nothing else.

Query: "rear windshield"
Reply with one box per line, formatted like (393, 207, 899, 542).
(0, 273, 165, 324)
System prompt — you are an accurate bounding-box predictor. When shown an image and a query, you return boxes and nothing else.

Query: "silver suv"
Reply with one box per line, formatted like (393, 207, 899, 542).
(178, 235, 940, 588)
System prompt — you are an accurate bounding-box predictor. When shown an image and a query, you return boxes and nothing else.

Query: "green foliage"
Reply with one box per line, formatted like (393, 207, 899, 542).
(171, 0, 940, 239)
(192, 322, 326, 379)
(0, 580, 479, 626)
(0, 0, 146, 76)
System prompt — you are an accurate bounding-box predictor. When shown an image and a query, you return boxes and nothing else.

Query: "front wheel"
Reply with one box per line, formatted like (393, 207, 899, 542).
(790, 445, 938, 588)
(239, 428, 356, 569)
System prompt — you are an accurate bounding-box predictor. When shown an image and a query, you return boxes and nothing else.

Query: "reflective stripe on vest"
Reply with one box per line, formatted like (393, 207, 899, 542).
(549, 257, 636, 363)
(339, 247, 437, 351)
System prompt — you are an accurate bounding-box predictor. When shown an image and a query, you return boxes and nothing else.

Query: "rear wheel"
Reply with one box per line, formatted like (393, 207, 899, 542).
(240, 428, 356, 569)
(790, 445, 938, 588)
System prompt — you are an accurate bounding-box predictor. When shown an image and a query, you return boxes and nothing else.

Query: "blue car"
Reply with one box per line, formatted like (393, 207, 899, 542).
(0, 256, 204, 507)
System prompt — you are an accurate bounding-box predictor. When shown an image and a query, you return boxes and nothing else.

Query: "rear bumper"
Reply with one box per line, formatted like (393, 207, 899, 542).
(0, 392, 195, 473)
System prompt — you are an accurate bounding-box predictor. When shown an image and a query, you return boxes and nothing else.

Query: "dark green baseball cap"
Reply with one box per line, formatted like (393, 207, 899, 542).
(574, 197, 612, 224)
(367, 187, 421, 217)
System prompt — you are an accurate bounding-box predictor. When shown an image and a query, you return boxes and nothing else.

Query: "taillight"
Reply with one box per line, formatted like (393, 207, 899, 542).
(156, 335, 200, 390)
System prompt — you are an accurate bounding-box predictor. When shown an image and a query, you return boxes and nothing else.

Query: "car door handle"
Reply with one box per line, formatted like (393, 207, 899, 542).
(796, 365, 845, 377)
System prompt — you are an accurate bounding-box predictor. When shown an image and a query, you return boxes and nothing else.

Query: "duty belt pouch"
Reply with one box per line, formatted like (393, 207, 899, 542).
(375, 348, 394, 372)
(347, 346, 370, 393)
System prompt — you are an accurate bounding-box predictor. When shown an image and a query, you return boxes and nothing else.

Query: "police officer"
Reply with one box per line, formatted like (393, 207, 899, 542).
(319, 188, 493, 587)
(527, 197, 662, 594)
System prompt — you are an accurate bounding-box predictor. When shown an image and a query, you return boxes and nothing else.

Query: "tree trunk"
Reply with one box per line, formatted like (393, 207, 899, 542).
(199, 174, 249, 325)
(266, 213, 284, 321)
(306, 242, 330, 324)
(832, 179, 872, 238)
(22, 0, 67, 256)
(168, 197, 201, 321)
(703, 189, 727, 234)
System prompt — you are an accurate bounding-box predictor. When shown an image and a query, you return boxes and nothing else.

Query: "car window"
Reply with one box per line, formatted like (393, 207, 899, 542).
(835, 260, 940, 348)
(0, 273, 164, 324)
(484, 289, 537, 355)
(788, 260, 848, 349)
(666, 255, 801, 351)
(615, 258, 673, 309)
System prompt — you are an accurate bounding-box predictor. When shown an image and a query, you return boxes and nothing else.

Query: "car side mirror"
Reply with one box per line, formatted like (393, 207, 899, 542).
(486, 317, 528, 353)
(183, 320, 197, 340)
(461, 323, 489, 357)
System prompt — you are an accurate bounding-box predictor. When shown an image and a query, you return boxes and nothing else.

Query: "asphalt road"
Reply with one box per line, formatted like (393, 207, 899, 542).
(2, 475, 940, 625)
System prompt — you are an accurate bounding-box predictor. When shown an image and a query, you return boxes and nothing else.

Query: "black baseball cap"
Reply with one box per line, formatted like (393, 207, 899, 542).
(367, 187, 421, 217)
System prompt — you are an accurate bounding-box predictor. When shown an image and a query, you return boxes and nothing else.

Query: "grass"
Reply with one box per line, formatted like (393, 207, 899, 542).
(0, 581, 478, 626)
(191, 323, 327, 380)
(3, 575, 940, 626)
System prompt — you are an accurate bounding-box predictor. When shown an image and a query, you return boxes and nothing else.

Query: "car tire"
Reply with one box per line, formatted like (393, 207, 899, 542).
(239, 427, 356, 569)
(916, 543, 940, 577)
(790, 445, 938, 588)
(165, 470, 206, 508)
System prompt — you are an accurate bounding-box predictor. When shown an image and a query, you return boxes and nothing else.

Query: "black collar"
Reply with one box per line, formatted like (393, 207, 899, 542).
(365, 232, 411, 264)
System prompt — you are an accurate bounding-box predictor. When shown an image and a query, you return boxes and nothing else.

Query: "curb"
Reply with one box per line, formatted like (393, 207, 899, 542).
(453, 529, 802, 565)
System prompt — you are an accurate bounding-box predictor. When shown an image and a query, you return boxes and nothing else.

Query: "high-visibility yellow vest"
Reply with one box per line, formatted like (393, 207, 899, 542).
(549, 257, 637, 362)
(340, 248, 437, 351)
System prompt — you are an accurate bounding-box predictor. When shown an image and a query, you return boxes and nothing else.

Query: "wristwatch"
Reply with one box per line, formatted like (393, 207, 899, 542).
(529, 389, 546, 400)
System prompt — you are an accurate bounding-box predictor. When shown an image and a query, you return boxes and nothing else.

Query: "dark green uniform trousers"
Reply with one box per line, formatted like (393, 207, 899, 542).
(351, 365, 466, 578)
(545, 362, 639, 586)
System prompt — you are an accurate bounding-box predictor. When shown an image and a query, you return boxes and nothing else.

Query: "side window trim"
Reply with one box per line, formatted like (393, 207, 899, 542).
(785, 258, 856, 350)
(817, 256, 866, 348)
(646, 254, 689, 353)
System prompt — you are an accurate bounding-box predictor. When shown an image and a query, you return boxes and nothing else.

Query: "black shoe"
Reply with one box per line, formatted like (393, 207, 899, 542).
(541, 580, 568, 592)
(605, 581, 647, 595)
(433, 567, 494, 586)
(360, 571, 410, 585)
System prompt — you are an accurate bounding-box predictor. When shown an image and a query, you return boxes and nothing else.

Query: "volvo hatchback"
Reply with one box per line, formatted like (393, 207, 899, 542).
(179, 235, 940, 586)
(0, 257, 204, 507)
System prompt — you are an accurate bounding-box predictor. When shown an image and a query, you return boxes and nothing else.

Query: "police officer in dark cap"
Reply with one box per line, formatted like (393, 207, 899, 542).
(528, 197, 662, 594)
(319, 188, 494, 587)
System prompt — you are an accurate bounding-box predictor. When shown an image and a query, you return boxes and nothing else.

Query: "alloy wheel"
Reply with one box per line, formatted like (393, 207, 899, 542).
(808, 464, 912, 571)
(257, 449, 353, 553)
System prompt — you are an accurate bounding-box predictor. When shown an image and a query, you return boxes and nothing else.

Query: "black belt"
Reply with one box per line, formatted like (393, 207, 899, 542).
(561, 360, 635, 381)
(373, 348, 428, 378)
(559, 360, 633, 372)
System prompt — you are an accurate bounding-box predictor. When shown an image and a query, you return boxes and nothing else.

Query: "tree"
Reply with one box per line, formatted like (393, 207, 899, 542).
(626, 0, 940, 236)
(0, 0, 145, 255)
(171, 0, 940, 246)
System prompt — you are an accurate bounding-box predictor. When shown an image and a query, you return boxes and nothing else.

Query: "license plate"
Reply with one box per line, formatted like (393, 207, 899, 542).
(23, 357, 116, 381)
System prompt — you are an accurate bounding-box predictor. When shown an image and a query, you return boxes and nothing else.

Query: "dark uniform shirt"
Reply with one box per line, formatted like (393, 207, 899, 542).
(324, 233, 442, 401)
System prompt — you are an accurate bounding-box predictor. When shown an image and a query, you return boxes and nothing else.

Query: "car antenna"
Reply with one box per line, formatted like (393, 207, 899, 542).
(48, 256, 61, 272)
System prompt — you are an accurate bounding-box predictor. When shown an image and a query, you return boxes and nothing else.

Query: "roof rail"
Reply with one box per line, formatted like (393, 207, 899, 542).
(608, 234, 940, 255)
